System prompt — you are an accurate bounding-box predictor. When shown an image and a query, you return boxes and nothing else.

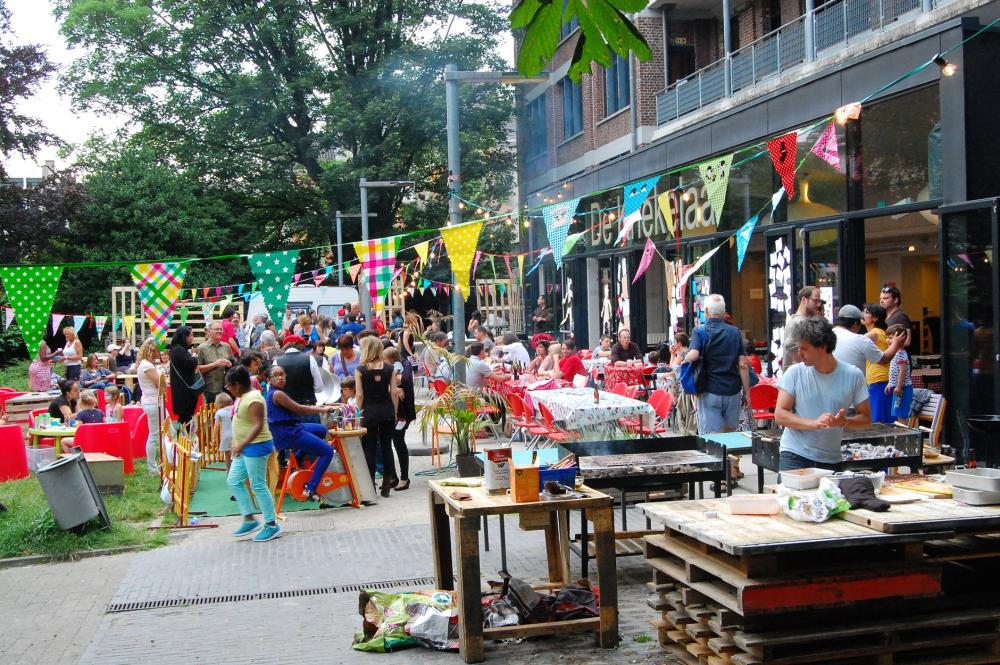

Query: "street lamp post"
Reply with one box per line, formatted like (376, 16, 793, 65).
(334, 211, 376, 286)
(444, 65, 546, 353)
(358, 178, 415, 325)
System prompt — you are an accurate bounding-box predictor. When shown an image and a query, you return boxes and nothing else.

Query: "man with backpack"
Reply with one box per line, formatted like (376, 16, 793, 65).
(683, 294, 752, 434)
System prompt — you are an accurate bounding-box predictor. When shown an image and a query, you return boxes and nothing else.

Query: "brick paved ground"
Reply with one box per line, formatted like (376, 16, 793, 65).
(3, 423, 774, 664)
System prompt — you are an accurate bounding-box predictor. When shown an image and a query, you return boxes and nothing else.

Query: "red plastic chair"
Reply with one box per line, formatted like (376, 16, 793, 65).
(537, 402, 576, 444)
(0, 390, 26, 415)
(72, 422, 134, 474)
(0, 424, 28, 482)
(610, 383, 628, 397)
(96, 389, 107, 412)
(624, 385, 641, 400)
(122, 406, 150, 459)
(749, 384, 779, 423)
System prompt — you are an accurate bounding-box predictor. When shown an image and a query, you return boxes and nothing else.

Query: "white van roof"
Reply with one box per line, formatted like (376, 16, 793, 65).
(246, 285, 359, 321)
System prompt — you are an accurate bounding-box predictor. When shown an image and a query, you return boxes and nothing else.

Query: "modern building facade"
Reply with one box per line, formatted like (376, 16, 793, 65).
(515, 0, 1000, 447)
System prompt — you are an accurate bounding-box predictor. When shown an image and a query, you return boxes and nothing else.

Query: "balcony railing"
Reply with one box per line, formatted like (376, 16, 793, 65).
(657, 0, 939, 125)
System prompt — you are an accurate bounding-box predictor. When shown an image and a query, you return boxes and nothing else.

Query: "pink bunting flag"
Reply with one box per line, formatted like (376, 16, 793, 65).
(472, 251, 482, 277)
(4, 307, 13, 328)
(632, 238, 657, 284)
(811, 123, 842, 172)
(614, 209, 642, 246)
(312, 273, 325, 286)
(348, 263, 363, 283)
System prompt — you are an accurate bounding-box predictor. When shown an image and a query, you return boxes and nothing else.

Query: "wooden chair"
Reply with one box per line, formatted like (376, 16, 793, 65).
(907, 393, 947, 448)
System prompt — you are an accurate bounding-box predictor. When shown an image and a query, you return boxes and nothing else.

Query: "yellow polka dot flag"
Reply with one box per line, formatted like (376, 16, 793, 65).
(0, 265, 63, 354)
(440, 220, 484, 295)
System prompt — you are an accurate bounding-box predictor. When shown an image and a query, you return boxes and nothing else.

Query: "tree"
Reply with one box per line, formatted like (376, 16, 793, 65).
(56, 0, 516, 247)
(512, 0, 652, 82)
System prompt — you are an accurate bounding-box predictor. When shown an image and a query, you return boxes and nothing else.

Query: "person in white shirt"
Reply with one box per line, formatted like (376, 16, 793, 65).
(831, 304, 902, 375)
(465, 342, 510, 389)
(494, 332, 530, 366)
(592, 335, 613, 360)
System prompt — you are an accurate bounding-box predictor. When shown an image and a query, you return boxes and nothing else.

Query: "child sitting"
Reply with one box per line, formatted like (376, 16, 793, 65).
(104, 386, 124, 423)
(648, 350, 671, 374)
(214, 392, 234, 473)
(884, 324, 913, 422)
(76, 390, 105, 424)
(339, 377, 358, 426)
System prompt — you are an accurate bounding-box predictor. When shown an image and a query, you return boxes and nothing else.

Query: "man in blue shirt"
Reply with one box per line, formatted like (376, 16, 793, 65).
(775, 318, 871, 470)
(684, 294, 752, 434)
(337, 314, 365, 338)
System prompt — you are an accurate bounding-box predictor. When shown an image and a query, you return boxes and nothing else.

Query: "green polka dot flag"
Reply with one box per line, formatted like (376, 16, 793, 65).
(0, 266, 64, 354)
(247, 250, 300, 327)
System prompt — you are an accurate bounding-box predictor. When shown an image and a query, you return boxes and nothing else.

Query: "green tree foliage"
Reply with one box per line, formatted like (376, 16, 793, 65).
(512, 0, 651, 82)
(56, 0, 516, 245)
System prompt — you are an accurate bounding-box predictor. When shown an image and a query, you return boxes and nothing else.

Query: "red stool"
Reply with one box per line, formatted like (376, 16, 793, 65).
(0, 424, 28, 481)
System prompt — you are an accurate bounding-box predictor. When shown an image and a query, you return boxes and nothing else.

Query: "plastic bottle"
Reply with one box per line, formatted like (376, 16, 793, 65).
(969, 448, 978, 469)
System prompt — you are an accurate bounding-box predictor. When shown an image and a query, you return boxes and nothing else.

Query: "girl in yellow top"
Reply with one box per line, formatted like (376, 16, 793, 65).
(863, 303, 893, 423)
(225, 366, 282, 542)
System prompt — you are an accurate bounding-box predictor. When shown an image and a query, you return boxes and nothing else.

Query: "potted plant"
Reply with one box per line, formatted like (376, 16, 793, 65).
(418, 339, 501, 477)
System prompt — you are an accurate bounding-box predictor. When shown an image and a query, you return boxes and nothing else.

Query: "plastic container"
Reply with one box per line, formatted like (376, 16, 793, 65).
(538, 465, 576, 491)
(952, 485, 1000, 506)
(781, 468, 834, 490)
(728, 495, 781, 515)
(947, 467, 1000, 492)
(25, 445, 57, 473)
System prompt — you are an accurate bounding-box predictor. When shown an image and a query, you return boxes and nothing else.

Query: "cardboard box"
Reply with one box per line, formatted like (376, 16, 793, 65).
(510, 464, 540, 503)
(60, 452, 124, 495)
(484, 448, 512, 494)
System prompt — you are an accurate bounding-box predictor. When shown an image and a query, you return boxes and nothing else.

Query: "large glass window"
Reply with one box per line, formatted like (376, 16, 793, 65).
(605, 53, 630, 116)
(524, 95, 547, 159)
(561, 77, 583, 139)
(861, 85, 941, 209)
(806, 226, 839, 323)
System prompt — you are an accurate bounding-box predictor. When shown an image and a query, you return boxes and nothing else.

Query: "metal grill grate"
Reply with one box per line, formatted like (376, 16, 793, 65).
(105, 576, 439, 614)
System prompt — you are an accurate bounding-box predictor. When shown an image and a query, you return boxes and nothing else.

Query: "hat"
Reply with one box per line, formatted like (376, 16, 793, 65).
(837, 304, 864, 320)
(283, 335, 307, 347)
(106, 343, 121, 352)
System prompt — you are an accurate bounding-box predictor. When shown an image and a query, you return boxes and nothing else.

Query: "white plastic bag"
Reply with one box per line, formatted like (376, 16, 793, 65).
(779, 478, 851, 523)
(160, 480, 172, 506)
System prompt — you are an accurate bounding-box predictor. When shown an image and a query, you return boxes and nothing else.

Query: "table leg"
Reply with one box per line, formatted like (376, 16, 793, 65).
(482, 515, 490, 552)
(579, 509, 590, 579)
(545, 511, 570, 585)
(591, 506, 619, 648)
(455, 516, 484, 663)
(758, 466, 765, 494)
(428, 491, 453, 590)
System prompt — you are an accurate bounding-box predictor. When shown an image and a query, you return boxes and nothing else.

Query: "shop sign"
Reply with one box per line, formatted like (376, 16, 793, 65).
(588, 183, 717, 249)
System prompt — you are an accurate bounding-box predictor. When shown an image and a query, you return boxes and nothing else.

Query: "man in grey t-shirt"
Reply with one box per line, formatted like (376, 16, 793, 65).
(464, 342, 509, 389)
(775, 318, 872, 469)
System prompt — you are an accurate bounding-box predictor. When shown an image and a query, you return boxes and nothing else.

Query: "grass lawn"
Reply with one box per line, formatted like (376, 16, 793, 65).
(0, 358, 31, 392)
(0, 469, 171, 559)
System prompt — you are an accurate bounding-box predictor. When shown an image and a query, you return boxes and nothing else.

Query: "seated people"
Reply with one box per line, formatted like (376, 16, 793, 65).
(48, 379, 80, 422)
(81, 354, 116, 390)
(265, 365, 338, 502)
(610, 328, 643, 365)
(553, 340, 587, 382)
(107, 340, 136, 373)
(593, 335, 613, 360)
(75, 390, 105, 424)
(493, 332, 530, 366)
(526, 340, 549, 374)
(538, 343, 560, 375)
(473, 326, 495, 353)
(465, 342, 509, 389)
(104, 386, 124, 423)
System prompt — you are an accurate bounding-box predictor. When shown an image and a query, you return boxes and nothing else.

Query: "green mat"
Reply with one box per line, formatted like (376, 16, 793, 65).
(188, 465, 319, 517)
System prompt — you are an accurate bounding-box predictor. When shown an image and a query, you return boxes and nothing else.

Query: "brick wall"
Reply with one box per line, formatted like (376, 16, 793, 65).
(635, 14, 666, 130)
(780, 0, 803, 26)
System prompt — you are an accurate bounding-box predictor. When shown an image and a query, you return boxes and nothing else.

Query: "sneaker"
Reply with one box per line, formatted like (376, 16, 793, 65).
(253, 523, 284, 542)
(233, 520, 261, 538)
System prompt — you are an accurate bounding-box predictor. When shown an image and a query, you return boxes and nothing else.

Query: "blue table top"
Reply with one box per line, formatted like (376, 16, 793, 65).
(475, 448, 561, 466)
(698, 431, 755, 453)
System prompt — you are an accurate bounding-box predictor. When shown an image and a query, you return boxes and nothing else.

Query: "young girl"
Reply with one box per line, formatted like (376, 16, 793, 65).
(104, 386, 124, 423)
(884, 324, 913, 423)
(75, 390, 105, 425)
(224, 366, 282, 542)
(214, 392, 234, 473)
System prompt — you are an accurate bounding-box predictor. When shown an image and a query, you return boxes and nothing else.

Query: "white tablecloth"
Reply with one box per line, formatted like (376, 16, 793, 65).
(528, 387, 655, 431)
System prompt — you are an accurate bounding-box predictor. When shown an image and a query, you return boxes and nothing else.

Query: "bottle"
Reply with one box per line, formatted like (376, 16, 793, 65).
(969, 448, 978, 469)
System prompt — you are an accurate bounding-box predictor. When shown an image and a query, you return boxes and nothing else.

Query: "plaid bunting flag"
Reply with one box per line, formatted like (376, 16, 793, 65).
(131, 262, 188, 347)
(353, 236, 399, 308)
(541, 197, 580, 270)
(0, 266, 63, 354)
(94, 316, 107, 338)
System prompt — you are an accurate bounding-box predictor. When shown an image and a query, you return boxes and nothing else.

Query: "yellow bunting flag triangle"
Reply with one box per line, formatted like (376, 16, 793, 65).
(413, 241, 430, 271)
(440, 220, 484, 295)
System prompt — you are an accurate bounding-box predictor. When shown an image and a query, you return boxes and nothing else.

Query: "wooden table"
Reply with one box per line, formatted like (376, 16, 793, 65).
(427, 480, 618, 663)
(28, 425, 77, 450)
(841, 499, 1000, 533)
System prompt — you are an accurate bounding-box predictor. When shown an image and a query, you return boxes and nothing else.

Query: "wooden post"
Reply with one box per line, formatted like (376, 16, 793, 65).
(455, 515, 484, 663)
(591, 506, 619, 648)
(428, 491, 453, 590)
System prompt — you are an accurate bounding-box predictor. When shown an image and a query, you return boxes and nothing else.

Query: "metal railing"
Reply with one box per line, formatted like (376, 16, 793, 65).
(657, 0, 929, 125)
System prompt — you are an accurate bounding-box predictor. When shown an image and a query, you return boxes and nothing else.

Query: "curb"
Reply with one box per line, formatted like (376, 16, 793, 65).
(0, 544, 148, 570)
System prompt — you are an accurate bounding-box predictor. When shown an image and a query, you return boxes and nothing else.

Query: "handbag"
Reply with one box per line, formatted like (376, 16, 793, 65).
(172, 364, 206, 393)
(679, 326, 710, 395)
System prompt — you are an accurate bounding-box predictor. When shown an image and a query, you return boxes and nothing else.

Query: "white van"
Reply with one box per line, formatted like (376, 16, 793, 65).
(246, 285, 359, 322)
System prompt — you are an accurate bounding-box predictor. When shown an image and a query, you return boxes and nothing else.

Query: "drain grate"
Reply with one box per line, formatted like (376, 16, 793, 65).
(105, 576, 439, 614)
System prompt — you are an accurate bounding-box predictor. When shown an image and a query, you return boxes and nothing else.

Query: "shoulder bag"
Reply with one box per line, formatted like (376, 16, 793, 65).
(678, 326, 711, 396)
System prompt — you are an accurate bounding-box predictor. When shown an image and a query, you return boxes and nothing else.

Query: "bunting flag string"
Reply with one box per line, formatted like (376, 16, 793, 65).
(768, 131, 798, 200)
(698, 153, 734, 224)
(114, 317, 122, 332)
(541, 197, 581, 270)
(348, 263, 363, 284)
(178, 307, 190, 327)
(0, 266, 63, 354)
(122, 314, 137, 340)
(130, 262, 188, 347)
(440, 220, 484, 295)
(248, 250, 300, 331)
(472, 251, 483, 278)
(201, 302, 215, 322)
(50, 313, 65, 335)
(516, 255, 526, 286)
(632, 238, 657, 284)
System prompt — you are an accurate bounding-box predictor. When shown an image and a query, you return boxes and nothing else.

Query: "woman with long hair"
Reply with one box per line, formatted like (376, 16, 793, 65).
(400, 313, 423, 364)
(136, 337, 163, 473)
(355, 336, 399, 497)
(81, 353, 115, 390)
(382, 346, 414, 491)
(28, 340, 61, 391)
(863, 303, 893, 423)
(61, 325, 84, 380)
(169, 326, 202, 424)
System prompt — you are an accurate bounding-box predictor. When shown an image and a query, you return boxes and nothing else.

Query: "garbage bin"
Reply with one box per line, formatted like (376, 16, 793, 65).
(36, 452, 111, 530)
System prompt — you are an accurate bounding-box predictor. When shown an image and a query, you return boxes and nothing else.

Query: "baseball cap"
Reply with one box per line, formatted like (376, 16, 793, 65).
(837, 304, 864, 320)
(106, 343, 121, 352)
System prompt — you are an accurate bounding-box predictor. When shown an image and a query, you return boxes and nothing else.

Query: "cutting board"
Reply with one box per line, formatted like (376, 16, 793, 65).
(840, 499, 1000, 533)
(889, 478, 953, 498)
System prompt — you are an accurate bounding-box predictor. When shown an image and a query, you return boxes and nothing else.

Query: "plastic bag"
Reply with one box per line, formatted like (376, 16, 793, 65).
(353, 589, 457, 653)
(780, 477, 851, 522)
(159, 480, 172, 506)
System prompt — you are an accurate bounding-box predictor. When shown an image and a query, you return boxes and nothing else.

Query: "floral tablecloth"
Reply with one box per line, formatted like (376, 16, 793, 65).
(527, 387, 655, 431)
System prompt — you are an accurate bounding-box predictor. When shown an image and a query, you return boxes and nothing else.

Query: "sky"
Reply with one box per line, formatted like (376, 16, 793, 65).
(2, 1, 515, 179)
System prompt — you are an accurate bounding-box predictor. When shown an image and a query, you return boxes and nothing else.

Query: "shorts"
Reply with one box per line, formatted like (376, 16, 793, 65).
(890, 385, 914, 420)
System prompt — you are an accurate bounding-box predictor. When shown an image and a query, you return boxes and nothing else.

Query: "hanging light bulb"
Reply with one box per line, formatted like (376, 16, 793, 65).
(682, 191, 693, 203)
(523, 220, 530, 229)
(476, 208, 484, 215)
(934, 55, 957, 76)
(458, 201, 465, 210)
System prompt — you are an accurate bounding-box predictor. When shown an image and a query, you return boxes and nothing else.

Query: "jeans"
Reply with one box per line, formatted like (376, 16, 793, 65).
(141, 402, 161, 473)
(779, 450, 838, 472)
(362, 421, 395, 483)
(228, 448, 277, 524)
(696, 392, 743, 434)
(272, 422, 333, 495)
(381, 423, 410, 481)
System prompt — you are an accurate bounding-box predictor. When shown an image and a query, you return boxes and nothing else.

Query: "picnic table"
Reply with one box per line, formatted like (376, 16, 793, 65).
(528, 387, 655, 432)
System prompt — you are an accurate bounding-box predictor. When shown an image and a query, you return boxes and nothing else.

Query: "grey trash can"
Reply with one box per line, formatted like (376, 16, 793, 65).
(36, 452, 111, 530)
